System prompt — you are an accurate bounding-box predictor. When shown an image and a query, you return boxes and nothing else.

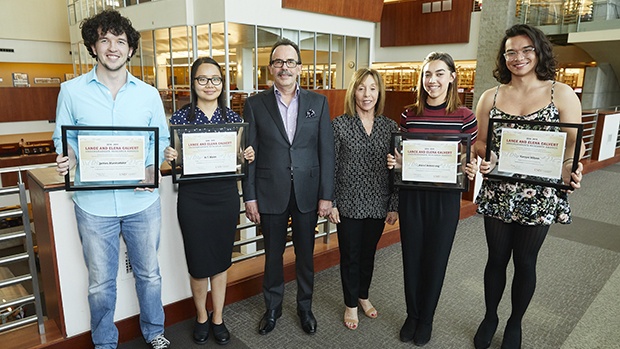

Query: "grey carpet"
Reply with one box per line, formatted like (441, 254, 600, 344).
(120, 163, 620, 349)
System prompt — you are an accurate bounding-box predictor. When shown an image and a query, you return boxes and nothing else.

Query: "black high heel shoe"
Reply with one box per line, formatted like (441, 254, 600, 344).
(473, 317, 499, 349)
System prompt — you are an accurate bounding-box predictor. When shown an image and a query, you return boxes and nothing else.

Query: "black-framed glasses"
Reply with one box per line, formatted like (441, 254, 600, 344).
(270, 59, 301, 68)
(503, 47, 535, 61)
(194, 76, 222, 86)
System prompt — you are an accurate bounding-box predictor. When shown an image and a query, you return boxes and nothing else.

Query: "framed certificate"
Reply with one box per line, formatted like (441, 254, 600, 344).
(61, 126, 159, 191)
(484, 119, 583, 190)
(170, 123, 248, 183)
(391, 132, 472, 191)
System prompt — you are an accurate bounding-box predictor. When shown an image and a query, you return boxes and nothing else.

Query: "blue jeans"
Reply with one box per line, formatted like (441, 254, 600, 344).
(74, 199, 165, 349)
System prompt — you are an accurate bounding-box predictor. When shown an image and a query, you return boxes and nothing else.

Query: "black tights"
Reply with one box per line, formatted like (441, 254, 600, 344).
(482, 216, 550, 326)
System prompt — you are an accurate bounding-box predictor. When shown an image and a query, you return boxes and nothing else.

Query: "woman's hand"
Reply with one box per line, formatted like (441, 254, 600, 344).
(387, 148, 402, 170)
(164, 146, 178, 163)
(478, 151, 497, 175)
(328, 207, 340, 224)
(564, 161, 583, 193)
(385, 211, 398, 225)
(244, 146, 255, 163)
(464, 157, 478, 181)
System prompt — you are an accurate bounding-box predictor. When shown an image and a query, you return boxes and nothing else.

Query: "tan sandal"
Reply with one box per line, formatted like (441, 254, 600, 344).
(344, 316, 358, 330)
(359, 300, 378, 319)
(344, 307, 359, 330)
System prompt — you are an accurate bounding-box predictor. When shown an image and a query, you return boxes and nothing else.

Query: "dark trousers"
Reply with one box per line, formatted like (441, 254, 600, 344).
(337, 216, 385, 308)
(481, 216, 549, 325)
(399, 189, 461, 324)
(261, 183, 318, 311)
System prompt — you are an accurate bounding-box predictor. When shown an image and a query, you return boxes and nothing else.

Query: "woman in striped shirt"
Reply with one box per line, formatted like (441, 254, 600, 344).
(388, 51, 478, 346)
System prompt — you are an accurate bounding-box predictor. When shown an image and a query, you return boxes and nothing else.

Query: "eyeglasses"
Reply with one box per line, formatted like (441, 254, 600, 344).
(503, 47, 535, 61)
(194, 76, 222, 86)
(270, 59, 301, 68)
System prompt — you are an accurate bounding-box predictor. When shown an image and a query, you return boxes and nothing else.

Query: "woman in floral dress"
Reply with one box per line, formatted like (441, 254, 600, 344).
(473, 24, 585, 349)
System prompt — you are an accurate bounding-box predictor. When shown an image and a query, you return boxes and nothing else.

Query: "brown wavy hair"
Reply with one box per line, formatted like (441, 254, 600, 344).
(81, 10, 140, 60)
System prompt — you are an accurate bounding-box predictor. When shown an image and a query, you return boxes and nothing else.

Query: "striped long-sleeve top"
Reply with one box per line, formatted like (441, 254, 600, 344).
(400, 102, 478, 144)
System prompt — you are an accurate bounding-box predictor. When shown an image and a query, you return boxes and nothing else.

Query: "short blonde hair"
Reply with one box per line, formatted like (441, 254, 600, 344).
(344, 68, 386, 117)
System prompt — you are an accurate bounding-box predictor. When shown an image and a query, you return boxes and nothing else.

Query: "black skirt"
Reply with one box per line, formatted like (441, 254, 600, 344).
(177, 178, 239, 278)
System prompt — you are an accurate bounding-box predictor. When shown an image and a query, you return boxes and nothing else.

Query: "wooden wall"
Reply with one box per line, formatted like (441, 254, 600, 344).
(282, 0, 384, 22)
(381, 0, 472, 47)
(313, 89, 347, 119)
(0, 87, 59, 122)
(314, 90, 413, 122)
(384, 91, 414, 123)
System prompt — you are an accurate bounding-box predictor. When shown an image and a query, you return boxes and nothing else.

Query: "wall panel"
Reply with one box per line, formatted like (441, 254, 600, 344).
(282, 0, 384, 22)
(381, 0, 471, 47)
(0, 87, 59, 122)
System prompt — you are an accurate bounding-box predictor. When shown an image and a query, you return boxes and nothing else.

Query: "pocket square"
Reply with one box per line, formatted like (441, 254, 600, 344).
(306, 109, 316, 118)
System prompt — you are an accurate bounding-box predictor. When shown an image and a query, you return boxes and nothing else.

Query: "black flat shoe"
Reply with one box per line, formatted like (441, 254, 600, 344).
(193, 316, 210, 345)
(212, 320, 231, 345)
(297, 309, 317, 334)
(474, 317, 499, 349)
(399, 316, 418, 342)
(413, 322, 432, 346)
(501, 321, 522, 349)
(258, 308, 282, 335)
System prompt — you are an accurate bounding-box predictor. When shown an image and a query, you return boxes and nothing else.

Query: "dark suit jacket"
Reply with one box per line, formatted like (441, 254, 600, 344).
(242, 87, 335, 214)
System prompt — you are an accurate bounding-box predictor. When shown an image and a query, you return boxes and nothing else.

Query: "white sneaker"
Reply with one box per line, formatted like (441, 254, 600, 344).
(149, 334, 170, 349)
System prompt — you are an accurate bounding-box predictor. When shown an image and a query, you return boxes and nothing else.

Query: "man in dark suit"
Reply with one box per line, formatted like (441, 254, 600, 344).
(242, 38, 335, 335)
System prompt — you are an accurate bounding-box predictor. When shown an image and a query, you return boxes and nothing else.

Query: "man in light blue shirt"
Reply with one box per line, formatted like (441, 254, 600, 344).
(52, 10, 170, 349)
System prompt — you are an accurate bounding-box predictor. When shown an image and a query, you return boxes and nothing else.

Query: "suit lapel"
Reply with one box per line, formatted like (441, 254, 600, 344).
(260, 87, 289, 143)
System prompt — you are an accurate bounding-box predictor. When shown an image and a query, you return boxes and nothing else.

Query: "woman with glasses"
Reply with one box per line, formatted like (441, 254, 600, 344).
(164, 57, 254, 345)
(473, 24, 585, 349)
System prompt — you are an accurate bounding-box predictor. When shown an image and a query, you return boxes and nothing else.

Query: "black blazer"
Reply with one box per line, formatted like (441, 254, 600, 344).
(242, 87, 335, 214)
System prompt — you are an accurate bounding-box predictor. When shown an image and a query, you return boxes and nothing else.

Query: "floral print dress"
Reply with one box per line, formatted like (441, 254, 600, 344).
(476, 82, 572, 225)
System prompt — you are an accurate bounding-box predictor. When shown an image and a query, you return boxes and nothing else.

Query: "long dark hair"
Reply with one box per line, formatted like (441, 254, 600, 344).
(411, 51, 461, 115)
(187, 57, 227, 122)
(493, 24, 557, 84)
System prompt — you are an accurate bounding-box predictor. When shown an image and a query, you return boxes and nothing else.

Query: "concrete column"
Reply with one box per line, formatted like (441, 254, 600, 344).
(472, 0, 518, 110)
(236, 47, 254, 91)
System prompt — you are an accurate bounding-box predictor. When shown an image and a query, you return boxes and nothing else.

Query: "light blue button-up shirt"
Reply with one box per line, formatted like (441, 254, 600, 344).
(52, 66, 169, 217)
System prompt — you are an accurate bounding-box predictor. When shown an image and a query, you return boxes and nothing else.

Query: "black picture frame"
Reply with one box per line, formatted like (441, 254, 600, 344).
(484, 119, 583, 190)
(61, 125, 159, 191)
(170, 123, 248, 183)
(390, 132, 472, 191)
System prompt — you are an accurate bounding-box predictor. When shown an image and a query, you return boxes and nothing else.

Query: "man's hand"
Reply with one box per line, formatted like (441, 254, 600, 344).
(245, 201, 261, 224)
(135, 165, 158, 192)
(56, 147, 76, 176)
(317, 199, 332, 218)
